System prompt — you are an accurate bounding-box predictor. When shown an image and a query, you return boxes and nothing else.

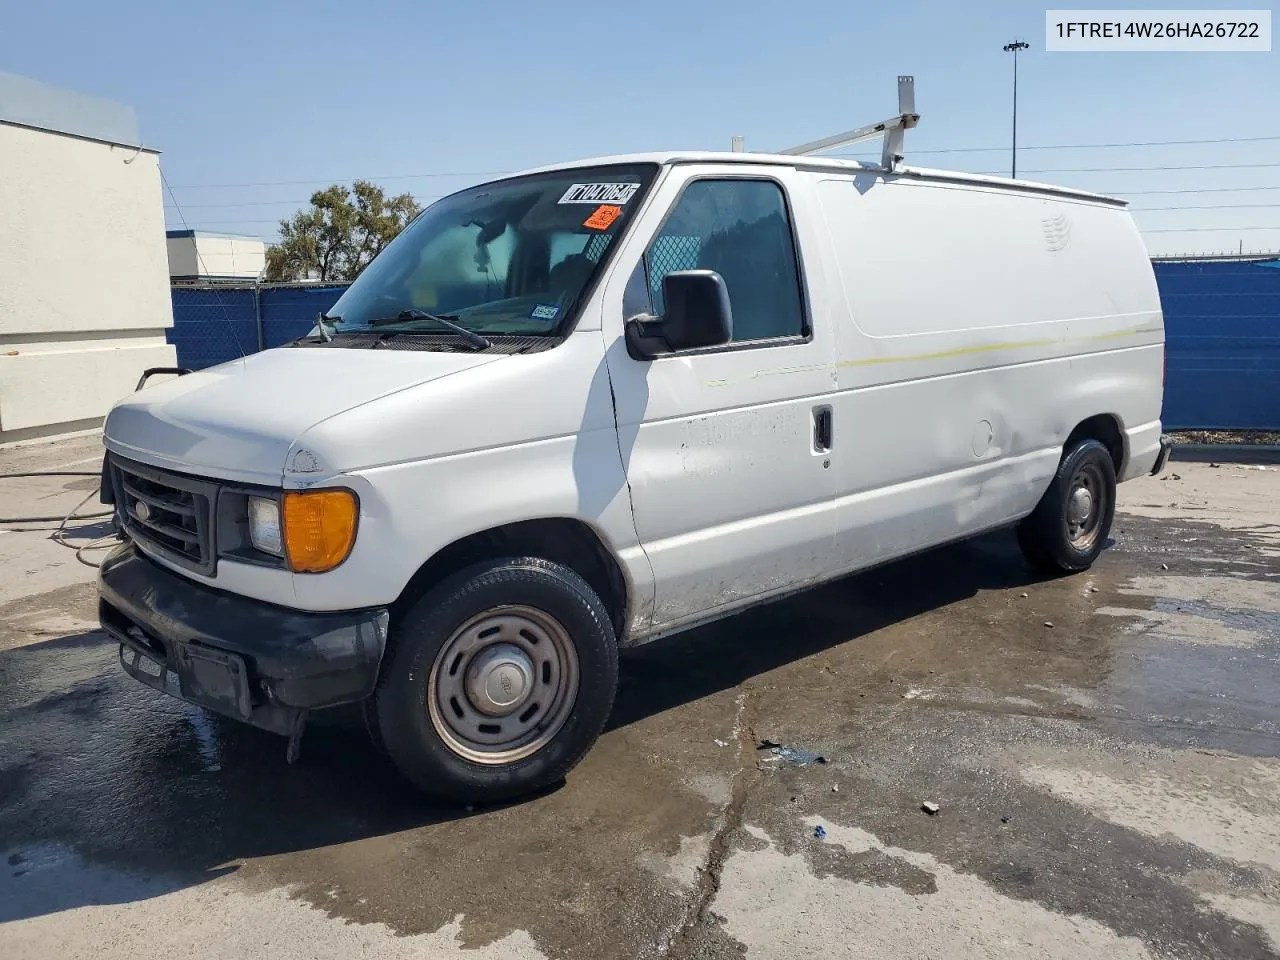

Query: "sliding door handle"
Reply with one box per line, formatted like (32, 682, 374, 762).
(813, 406, 833, 453)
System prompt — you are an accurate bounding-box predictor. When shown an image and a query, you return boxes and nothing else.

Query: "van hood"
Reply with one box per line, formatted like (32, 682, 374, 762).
(103, 347, 504, 485)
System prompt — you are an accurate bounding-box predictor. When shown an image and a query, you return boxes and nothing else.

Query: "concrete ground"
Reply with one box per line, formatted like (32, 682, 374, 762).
(2, 434, 1279, 960)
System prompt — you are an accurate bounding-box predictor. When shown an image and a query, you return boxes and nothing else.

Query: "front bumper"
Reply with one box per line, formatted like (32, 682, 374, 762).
(98, 543, 389, 735)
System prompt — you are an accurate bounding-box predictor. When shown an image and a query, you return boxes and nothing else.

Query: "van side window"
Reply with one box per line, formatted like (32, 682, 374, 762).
(643, 179, 805, 343)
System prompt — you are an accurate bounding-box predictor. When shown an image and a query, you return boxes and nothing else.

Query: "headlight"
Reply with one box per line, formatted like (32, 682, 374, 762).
(248, 497, 283, 556)
(283, 489, 358, 573)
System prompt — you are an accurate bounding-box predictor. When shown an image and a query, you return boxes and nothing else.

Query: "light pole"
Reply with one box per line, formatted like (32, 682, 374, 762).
(1003, 41, 1029, 178)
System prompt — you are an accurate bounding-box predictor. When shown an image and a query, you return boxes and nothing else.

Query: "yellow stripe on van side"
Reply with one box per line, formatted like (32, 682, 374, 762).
(699, 325, 1161, 387)
(837, 338, 1057, 367)
(839, 326, 1160, 368)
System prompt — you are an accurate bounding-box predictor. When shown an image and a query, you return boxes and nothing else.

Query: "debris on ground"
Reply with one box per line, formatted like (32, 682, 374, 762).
(1019, 592, 1028, 598)
(1171, 473, 1181, 481)
(832, 784, 839, 793)
(1161, 563, 1169, 570)
(1169, 429, 1280, 445)
(758, 739, 827, 765)
(1043, 621, 1054, 628)
(814, 825, 827, 840)
(713, 739, 728, 747)
(922, 801, 940, 815)
(1001, 816, 1011, 824)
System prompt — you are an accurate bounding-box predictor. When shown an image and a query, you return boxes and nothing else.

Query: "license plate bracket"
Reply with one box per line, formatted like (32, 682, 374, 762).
(174, 644, 253, 720)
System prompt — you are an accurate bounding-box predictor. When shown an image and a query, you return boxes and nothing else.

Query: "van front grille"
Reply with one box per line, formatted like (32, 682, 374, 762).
(110, 456, 219, 575)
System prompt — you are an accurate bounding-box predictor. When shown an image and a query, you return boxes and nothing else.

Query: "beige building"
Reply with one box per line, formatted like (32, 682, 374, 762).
(0, 72, 176, 444)
(166, 230, 265, 283)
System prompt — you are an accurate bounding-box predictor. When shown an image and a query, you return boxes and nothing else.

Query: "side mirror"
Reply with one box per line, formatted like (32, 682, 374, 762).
(625, 270, 733, 359)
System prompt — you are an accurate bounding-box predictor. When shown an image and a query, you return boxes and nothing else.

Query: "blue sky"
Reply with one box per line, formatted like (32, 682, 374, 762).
(5, 0, 1278, 256)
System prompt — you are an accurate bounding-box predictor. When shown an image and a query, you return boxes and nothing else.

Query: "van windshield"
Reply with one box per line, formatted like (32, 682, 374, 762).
(326, 164, 658, 338)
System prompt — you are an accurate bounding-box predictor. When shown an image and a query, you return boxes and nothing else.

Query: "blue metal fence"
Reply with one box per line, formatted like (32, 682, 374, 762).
(259, 284, 352, 350)
(1153, 259, 1280, 430)
(169, 284, 349, 370)
(167, 286, 260, 368)
(170, 261, 1280, 429)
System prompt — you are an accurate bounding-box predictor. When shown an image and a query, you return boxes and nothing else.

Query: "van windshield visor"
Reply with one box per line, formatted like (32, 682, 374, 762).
(326, 164, 658, 338)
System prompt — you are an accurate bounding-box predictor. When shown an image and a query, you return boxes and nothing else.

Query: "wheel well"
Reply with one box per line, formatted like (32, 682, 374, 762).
(1066, 414, 1124, 474)
(394, 519, 630, 642)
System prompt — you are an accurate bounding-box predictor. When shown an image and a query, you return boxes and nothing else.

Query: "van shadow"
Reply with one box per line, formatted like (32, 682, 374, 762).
(0, 531, 1047, 925)
(608, 529, 1051, 730)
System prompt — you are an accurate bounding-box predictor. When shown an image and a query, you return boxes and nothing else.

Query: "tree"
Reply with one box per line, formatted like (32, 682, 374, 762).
(264, 181, 421, 282)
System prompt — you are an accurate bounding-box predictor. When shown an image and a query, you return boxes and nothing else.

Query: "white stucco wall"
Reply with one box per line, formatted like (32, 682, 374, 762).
(0, 120, 176, 442)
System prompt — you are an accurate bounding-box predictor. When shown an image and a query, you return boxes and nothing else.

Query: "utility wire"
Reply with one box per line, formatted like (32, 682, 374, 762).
(822, 160, 1280, 174)
(1133, 203, 1280, 212)
(165, 217, 346, 224)
(167, 171, 508, 189)
(1144, 226, 1280, 233)
(164, 195, 447, 209)
(1118, 185, 1280, 196)
(872, 133, 1280, 155)
(162, 146, 1280, 241)
(162, 134, 1280, 190)
(162, 168, 248, 358)
(1003, 161, 1280, 175)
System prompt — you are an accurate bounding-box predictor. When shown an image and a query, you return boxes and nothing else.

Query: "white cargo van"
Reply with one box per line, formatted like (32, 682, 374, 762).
(98, 143, 1168, 802)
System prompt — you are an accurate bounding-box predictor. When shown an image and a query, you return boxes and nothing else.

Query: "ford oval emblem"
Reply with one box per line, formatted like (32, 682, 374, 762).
(134, 500, 151, 522)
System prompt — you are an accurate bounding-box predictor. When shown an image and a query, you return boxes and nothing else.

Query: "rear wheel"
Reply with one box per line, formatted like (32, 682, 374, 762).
(372, 557, 618, 803)
(1017, 438, 1117, 573)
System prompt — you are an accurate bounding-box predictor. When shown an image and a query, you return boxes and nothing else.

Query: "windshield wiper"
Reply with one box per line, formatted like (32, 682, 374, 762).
(366, 309, 491, 350)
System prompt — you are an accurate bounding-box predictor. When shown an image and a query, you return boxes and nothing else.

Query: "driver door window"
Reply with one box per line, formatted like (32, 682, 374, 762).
(642, 179, 806, 343)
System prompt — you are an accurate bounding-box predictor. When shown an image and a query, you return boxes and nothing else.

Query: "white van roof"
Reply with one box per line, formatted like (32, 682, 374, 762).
(511, 151, 1127, 208)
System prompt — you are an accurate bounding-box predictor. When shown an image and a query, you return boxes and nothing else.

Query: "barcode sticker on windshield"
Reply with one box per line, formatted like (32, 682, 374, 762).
(558, 183, 640, 205)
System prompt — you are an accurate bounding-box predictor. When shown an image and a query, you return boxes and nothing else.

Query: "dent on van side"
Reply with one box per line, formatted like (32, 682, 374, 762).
(97, 152, 1167, 803)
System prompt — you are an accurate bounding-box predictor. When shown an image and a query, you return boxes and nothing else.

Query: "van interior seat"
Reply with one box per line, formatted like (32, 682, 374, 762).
(699, 214, 799, 341)
(548, 253, 594, 305)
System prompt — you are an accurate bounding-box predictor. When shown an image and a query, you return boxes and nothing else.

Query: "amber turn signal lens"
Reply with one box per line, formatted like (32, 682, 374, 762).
(283, 490, 358, 573)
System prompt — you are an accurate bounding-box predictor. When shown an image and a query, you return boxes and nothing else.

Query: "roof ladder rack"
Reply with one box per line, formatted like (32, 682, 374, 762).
(778, 76, 919, 171)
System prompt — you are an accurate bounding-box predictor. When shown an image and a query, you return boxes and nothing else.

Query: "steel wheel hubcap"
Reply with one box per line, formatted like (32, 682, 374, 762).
(1067, 486, 1093, 524)
(1065, 462, 1105, 549)
(465, 643, 534, 716)
(427, 605, 579, 764)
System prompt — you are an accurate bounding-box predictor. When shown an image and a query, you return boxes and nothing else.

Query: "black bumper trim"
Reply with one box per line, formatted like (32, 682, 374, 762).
(99, 543, 388, 733)
(1151, 436, 1173, 476)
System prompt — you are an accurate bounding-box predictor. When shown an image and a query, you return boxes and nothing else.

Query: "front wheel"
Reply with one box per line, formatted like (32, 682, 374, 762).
(372, 558, 619, 803)
(1017, 438, 1117, 573)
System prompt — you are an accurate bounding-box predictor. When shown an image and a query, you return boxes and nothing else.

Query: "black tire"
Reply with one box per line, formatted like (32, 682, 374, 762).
(371, 557, 618, 804)
(1017, 438, 1117, 574)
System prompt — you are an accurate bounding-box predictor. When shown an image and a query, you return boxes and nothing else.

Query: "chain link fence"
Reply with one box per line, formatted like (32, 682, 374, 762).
(170, 283, 349, 370)
(167, 286, 260, 369)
